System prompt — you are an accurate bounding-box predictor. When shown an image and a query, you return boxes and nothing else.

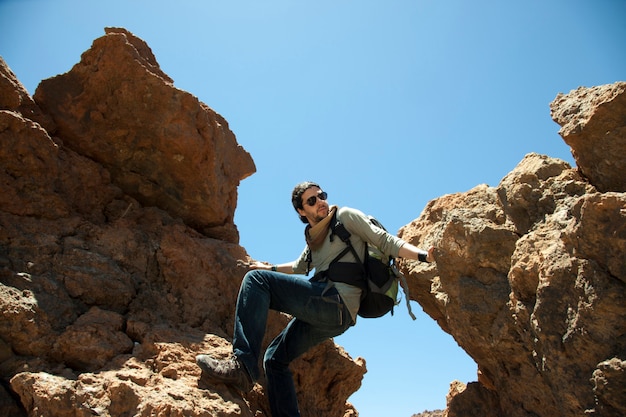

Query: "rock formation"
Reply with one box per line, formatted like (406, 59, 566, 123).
(1, 27, 624, 417)
(398, 82, 625, 416)
(0, 28, 363, 417)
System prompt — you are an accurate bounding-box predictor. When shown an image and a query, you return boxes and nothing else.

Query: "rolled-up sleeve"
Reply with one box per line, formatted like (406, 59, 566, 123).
(292, 246, 310, 274)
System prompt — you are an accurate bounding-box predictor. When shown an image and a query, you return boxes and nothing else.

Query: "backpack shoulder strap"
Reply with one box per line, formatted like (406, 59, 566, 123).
(330, 209, 351, 243)
(329, 210, 365, 269)
(306, 209, 356, 275)
(304, 247, 312, 276)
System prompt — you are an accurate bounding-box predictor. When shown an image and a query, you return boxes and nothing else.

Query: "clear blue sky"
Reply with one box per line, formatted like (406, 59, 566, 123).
(1, 1, 624, 415)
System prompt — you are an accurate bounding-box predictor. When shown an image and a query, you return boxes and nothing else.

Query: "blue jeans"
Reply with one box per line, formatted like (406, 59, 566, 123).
(232, 269, 353, 417)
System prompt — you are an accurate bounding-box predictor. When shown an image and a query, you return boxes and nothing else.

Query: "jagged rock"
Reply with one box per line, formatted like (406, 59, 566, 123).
(412, 409, 445, 417)
(445, 381, 500, 417)
(0, 282, 57, 358)
(0, 110, 71, 219)
(0, 29, 363, 417)
(550, 82, 626, 193)
(590, 357, 626, 416)
(398, 85, 625, 416)
(33, 27, 256, 242)
(0, 56, 55, 132)
(51, 307, 134, 372)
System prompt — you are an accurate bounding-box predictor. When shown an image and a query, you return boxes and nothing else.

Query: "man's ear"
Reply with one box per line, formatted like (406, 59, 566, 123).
(296, 207, 307, 218)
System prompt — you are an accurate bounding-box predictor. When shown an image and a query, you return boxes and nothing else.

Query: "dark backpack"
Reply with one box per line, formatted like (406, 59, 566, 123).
(309, 211, 415, 319)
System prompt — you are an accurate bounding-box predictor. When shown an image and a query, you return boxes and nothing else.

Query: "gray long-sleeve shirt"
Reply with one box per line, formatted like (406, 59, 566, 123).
(292, 206, 407, 322)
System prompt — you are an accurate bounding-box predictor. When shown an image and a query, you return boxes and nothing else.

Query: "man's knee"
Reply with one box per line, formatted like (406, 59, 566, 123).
(263, 349, 286, 374)
(242, 269, 266, 287)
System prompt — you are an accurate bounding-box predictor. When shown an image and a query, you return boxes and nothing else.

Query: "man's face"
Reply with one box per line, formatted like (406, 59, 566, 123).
(297, 186, 329, 225)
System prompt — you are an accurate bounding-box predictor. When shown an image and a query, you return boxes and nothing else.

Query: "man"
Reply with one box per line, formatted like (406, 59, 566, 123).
(196, 181, 435, 417)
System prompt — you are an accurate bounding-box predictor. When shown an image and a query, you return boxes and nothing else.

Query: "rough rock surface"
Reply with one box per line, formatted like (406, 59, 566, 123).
(1, 28, 364, 417)
(398, 84, 625, 416)
(1, 27, 624, 417)
(550, 82, 626, 193)
(411, 410, 444, 417)
(34, 27, 256, 242)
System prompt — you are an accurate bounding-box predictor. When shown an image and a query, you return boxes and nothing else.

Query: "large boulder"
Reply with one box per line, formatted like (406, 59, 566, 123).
(34, 27, 256, 242)
(550, 82, 626, 193)
(0, 28, 364, 417)
(398, 83, 626, 416)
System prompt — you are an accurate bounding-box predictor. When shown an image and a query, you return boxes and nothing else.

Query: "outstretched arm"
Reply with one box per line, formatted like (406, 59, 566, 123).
(398, 243, 436, 263)
(245, 260, 296, 273)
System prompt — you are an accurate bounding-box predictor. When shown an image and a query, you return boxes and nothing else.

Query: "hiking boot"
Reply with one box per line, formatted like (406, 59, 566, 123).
(196, 354, 253, 393)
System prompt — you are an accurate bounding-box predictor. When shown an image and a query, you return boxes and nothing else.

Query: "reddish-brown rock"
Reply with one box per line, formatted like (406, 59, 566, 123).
(1, 28, 363, 417)
(550, 82, 626, 193)
(398, 84, 625, 416)
(0, 56, 55, 132)
(34, 27, 256, 242)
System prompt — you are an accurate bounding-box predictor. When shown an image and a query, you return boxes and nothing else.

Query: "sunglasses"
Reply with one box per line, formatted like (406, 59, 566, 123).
(304, 191, 328, 207)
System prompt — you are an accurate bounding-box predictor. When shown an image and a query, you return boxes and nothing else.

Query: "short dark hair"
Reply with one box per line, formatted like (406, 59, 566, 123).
(291, 181, 320, 223)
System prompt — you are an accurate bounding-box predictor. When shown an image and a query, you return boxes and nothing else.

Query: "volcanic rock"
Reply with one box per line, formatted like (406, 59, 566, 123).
(550, 82, 626, 193)
(0, 28, 363, 417)
(398, 85, 625, 416)
(34, 27, 256, 242)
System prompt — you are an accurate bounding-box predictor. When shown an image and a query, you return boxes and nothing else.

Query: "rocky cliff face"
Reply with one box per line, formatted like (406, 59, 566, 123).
(0, 27, 624, 417)
(398, 83, 625, 416)
(0, 28, 363, 417)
